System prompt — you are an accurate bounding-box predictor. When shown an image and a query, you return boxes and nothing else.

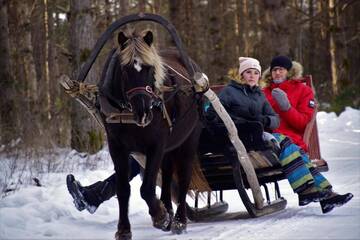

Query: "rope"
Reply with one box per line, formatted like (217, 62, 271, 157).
(64, 80, 98, 98)
(162, 102, 173, 132)
(164, 63, 193, 84)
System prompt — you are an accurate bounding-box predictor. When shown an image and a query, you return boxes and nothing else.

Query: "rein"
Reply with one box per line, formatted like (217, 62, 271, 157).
(163, 63, 193, 84)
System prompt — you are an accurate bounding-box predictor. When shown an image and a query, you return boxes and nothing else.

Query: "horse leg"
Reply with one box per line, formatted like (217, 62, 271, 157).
(171, 129, 200, 234)
(114, 164, 132, 240)
(140, 147, 169, 231)
(108, 140, 132, 240)
(160, 153, 175, 231)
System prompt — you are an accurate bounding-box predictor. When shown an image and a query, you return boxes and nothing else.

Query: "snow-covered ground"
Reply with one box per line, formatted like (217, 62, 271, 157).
(0, 107, 359, 240)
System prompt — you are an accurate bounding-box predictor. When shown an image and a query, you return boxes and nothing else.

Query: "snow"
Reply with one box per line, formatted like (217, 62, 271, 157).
(1, 107, 360, 240)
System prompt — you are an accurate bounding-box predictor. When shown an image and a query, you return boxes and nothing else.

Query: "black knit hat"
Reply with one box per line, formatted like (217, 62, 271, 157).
(270, 56, 292, 71)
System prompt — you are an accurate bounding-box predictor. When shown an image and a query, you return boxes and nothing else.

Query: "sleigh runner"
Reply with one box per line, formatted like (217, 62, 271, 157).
(61, 13, 329, 234)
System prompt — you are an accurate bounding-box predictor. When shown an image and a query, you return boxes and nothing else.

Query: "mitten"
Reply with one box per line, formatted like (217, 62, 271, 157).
(271, 88, 291, 111)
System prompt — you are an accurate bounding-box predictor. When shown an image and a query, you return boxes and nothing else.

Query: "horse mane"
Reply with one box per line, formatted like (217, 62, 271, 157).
(118, 28, 166, 89)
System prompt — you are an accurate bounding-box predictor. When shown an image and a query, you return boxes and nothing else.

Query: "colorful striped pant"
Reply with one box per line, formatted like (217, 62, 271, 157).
(273, 133, 332, 194)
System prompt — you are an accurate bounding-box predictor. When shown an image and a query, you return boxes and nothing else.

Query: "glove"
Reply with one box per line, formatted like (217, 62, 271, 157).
(271, 88, 291, 111)
(259, 115, 270, 128)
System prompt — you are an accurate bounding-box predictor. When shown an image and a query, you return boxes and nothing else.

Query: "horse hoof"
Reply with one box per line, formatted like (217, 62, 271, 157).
(171, 220, 187, 235)
(152, 211, 171, 231)
(115, 229, 132, 240)
(163, 210, 174, 232)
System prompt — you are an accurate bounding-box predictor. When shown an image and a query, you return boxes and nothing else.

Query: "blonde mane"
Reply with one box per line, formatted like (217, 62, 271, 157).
(118, 29, 166, 89)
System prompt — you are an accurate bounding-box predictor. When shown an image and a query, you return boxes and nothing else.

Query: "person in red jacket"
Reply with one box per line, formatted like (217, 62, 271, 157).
(260, 56, 352, 213)
(262, 56, 313, 151)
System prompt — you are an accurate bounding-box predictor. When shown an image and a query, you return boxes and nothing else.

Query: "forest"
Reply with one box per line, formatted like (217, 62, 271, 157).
(0, 0, 359, 153)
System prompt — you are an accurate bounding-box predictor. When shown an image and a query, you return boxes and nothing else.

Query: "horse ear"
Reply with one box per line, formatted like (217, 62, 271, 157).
(143, 31, 153, 47)
(118, 31, 128, 50)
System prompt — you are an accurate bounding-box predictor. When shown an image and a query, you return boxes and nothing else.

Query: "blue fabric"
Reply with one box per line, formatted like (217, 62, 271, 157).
(204, 101, 211, 112)
(273, 133, 331, 193)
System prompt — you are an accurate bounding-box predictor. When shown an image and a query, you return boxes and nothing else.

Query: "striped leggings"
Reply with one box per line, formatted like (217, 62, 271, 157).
(273, 133, 332, 194)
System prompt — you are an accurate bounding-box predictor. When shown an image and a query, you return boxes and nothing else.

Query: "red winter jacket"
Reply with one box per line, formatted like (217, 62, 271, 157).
(263, 79, 315, 151)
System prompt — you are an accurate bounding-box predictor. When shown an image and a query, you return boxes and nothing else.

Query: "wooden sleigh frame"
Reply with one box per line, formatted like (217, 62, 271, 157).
(186, 75, 329, 222)
(59, 12, 329, 226)
(61, 51, 328, 222)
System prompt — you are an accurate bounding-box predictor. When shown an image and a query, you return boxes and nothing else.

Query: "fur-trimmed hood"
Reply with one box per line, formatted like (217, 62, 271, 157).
(260, 61, 304, 88)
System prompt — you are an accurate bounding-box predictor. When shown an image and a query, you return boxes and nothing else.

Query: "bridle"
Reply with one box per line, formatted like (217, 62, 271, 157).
(126, 85, 159, 102)
(121, 64, 162, 111)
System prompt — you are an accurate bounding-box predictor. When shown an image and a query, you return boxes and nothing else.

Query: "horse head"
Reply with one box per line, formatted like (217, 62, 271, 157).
(113, 29, 166, 127)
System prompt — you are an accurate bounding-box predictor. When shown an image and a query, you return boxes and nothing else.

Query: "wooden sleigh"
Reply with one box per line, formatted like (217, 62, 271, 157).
(59, 13, 328, 230)
(186, 75, 329, 222)
(61, 59, 328, 222)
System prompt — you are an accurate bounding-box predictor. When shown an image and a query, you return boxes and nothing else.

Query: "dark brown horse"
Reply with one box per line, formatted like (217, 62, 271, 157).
(100, 28, 203, 239)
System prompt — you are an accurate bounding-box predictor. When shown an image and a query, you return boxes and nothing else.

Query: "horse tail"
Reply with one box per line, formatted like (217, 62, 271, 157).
(189, 157, 212, 193)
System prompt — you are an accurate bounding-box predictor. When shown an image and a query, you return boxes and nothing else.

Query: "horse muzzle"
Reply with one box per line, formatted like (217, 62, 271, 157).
(126, 85, 159, 128)
(135, 109, 153, 128)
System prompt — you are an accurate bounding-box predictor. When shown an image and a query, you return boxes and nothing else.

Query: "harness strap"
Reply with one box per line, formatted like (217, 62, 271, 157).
(162, 102, 173, 132)
(126, 86, 158, 99)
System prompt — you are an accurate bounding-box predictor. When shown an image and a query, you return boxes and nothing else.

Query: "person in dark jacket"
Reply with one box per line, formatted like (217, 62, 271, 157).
(206, 57, 279, 132)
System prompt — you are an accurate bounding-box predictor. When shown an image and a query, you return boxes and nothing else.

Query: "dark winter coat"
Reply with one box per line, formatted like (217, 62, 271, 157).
(207, 80, 279, 130)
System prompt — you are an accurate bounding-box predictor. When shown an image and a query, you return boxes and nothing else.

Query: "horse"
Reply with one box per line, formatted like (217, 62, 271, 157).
(99, 28, 203, 240)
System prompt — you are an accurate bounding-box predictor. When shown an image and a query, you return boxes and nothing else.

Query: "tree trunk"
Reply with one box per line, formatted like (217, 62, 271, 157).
(328, 0, 338, 96)
(222, 0, 236, 73)
(207, 0, 226, 83)
(0, 1, 17, 145)
(17, 0, 38, 104)
(235, 0, 243, 58)
(118, 0, 129, 17)
(242, 0, 249, 55)
(152, 0, 166, 48)
(69, 0, 103, 153)
(14, 0, 41, 146)
(48, 0, 69, 147)
(308, 0, 315, 75)
(44, 0, 51, 120)
(138, 0, 146, 12)
(261, 0, 291, 57)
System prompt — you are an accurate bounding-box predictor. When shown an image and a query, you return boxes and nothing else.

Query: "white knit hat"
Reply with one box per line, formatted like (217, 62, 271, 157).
(238, 57, 261, 75)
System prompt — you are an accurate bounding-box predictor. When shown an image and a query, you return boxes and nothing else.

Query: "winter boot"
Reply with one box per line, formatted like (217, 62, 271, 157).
(320, 192, 353, 214)
(66, 174, 86, 211)
(66, 174, 117, 214)
(298, 187, 331, 206)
